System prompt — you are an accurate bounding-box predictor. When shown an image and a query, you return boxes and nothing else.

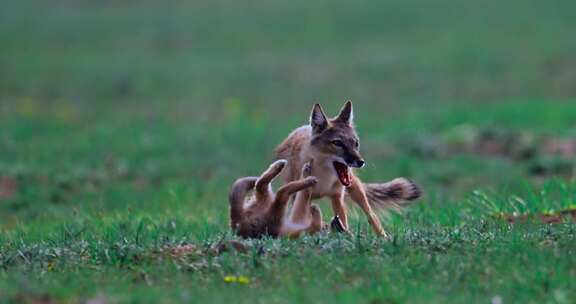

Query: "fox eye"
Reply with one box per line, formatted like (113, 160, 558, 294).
(331, 140, 344, 147)
(354, 140, 359, 148)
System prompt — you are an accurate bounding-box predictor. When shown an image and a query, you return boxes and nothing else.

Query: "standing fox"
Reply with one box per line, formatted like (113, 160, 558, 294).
(276, 101, 421, 237)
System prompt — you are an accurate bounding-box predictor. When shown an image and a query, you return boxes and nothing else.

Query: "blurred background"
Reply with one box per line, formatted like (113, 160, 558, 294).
(1, 0, 576, 228)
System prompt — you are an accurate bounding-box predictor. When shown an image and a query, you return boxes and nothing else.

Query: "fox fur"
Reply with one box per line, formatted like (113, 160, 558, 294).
(229, 159, 323, 238)
(275, 101, 421, 237)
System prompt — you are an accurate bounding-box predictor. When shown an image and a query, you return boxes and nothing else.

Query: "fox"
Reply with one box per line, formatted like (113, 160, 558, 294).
(275, 101, 421, 237)
(229, 159, 323, 238)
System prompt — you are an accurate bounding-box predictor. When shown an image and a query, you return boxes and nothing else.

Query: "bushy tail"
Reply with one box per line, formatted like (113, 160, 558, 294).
(228, 177, 258, 230)
(361, 178, 422, 211)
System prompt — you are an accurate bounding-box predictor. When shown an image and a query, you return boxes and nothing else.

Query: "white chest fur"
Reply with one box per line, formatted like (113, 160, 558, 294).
(309, 158, 342, 198)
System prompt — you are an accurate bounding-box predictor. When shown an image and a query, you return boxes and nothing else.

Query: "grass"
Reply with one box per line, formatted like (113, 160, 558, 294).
(1, 0, 576, 303)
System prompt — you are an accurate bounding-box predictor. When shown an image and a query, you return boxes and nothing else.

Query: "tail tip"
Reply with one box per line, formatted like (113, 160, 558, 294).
(391, 178, 422, 201)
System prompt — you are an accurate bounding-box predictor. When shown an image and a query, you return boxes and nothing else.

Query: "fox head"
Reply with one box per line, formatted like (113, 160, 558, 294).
(308, 101, 364, 186)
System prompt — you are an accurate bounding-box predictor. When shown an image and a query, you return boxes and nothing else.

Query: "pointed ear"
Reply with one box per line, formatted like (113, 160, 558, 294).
(310, 103, 328, 133)
(334, 100, 353, 124)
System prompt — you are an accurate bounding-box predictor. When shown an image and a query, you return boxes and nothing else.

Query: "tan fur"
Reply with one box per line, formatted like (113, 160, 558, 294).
(229, 160, 323, 238)
(275, 101, 421, 237)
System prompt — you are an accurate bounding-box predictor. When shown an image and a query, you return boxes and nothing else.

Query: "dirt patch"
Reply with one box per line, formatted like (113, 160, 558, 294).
(10, 293, 56, 304)
(165, 244, 201, 258)
(162, 240, 250, 260)
(211, 240, 249, 254)
(492, 208, 576, 224)
(0, 176, 18, 200)
(402, 125, 576, 178)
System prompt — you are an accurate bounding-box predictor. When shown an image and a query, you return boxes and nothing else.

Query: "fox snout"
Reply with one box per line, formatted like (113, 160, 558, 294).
(352, 159, 365, 168)
(344, 152, 365, 168)
(346, 157, 365, 168)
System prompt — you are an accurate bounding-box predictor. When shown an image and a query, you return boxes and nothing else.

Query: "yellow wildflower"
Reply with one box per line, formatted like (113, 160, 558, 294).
(224, 275, 250, 284)
(237, 276, 250, 284)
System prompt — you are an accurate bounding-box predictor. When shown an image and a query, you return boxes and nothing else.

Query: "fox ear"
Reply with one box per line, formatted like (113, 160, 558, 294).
(310, 103, 328, 133)
(334, 100, 353, 124)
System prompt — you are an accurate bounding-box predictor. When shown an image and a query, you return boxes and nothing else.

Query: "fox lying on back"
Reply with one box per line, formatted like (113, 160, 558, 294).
(229, 160, 323, 238)
(276, 101, 421, 237)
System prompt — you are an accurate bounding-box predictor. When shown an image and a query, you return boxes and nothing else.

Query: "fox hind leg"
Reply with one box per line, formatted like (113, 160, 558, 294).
(307, 204, 323, 234)
(281, 204, 322, 238)
(254, 159, 287, 202)
(288, 161, 316, 224)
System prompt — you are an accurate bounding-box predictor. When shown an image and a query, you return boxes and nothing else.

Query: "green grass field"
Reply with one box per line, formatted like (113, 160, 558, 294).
(1, 0, 575, 303)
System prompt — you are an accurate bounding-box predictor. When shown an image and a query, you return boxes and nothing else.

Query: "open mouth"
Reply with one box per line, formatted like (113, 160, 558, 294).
(333, 161, 351, 187)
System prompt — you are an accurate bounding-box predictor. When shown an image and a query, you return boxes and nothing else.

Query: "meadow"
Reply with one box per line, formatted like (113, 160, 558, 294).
(0, 0, 575, 303)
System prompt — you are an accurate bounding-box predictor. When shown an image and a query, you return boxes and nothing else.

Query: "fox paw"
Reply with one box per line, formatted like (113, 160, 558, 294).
(330, 216, 349, 234)
(270, 159, 288, 171)
(301, 160, 313, 178)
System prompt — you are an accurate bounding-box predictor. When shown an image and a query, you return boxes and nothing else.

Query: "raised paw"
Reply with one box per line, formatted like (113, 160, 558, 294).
(270, 159, 288, 171)
(301, 160, 313, 178)
(302, 176, 318, 187)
